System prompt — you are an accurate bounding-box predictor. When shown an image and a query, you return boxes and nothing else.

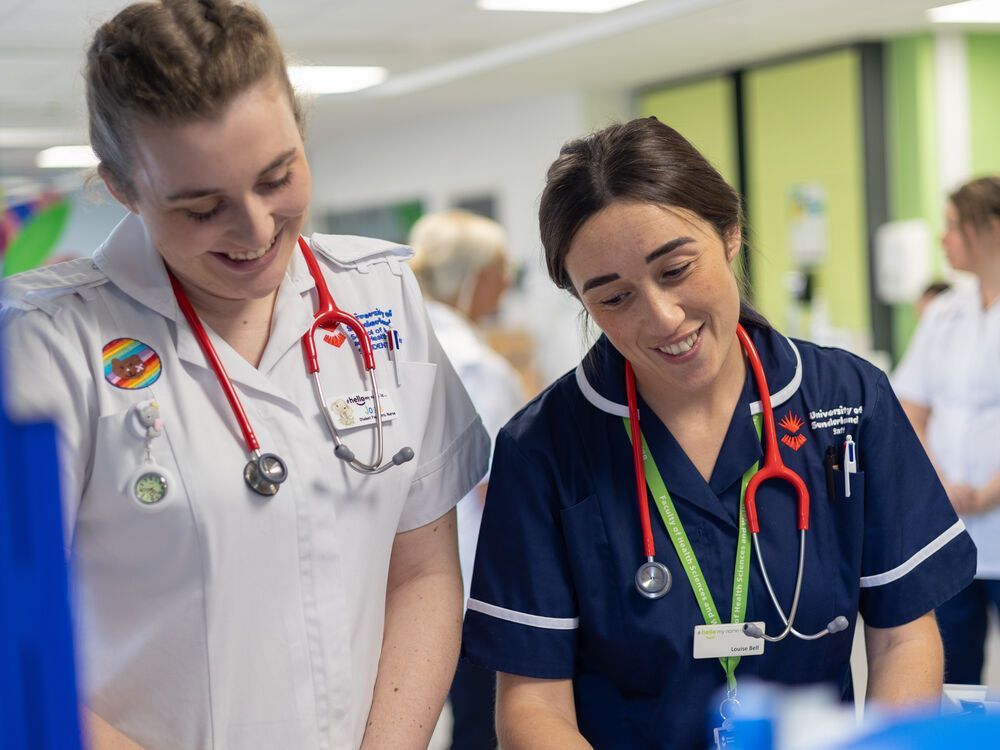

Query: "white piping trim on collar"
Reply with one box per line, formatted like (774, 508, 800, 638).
(575, 334, 803, 418)
(748, 337, 802, 416)
(575, 364, 630, 418)
(467, 598, 579, 630)
(859, 520, 967, 588)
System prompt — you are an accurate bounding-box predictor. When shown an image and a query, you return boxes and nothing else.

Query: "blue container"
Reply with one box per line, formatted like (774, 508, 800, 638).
(0, 359, 81, 750)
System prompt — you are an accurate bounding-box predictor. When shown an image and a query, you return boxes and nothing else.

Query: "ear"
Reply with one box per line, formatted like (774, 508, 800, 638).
(98, 164, 138, 214)
(724, 226, 742, 263)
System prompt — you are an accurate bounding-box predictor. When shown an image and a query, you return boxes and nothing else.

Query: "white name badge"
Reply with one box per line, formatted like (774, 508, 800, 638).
(693, 623, 766, 659)
(328, 391, 398, 431)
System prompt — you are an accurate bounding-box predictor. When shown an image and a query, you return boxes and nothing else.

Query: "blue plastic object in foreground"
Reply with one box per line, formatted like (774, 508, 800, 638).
(838, 712, 1000, 750)
(0, 362, 81, 749)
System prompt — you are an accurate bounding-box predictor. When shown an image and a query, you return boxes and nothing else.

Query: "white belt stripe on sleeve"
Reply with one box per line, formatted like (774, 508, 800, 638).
(859, 520, 967, 588)
(467, 598, 579, 630)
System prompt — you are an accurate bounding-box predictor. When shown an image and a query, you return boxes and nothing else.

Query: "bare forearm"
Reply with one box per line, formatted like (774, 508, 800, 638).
(498, 703, 594, 750)
(361, 516, 463, 750)
(497, 675, 592, 750)
(84, 709, 145, 750)
(975, 470, 1000, 512)
(865, 613, 943, 706)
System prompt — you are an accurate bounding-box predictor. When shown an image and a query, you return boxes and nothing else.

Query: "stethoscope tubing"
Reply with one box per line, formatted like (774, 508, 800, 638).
(749, 531, 805, 642)
(736, 325, 810, 534)
(625, 360, 657, 559)
(168, 270, 261, 454)
(298, 236, 376, 373)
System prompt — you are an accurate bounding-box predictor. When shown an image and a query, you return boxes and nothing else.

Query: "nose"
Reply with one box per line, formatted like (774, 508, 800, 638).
(642, 287, 684, 334)
(230, 195, 275, 249)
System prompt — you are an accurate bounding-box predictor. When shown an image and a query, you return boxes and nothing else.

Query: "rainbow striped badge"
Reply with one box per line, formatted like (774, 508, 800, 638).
(102, 338, 162, 390)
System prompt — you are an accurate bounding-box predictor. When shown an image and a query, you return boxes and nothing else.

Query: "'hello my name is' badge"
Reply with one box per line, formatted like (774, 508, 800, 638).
(328, 390, 398, 431)
(103, 338, 162, 389)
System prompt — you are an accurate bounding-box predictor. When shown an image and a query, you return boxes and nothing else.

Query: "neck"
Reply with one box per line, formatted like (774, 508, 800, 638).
(184, 286, 278, 368)
(978, 265, 1000, 309)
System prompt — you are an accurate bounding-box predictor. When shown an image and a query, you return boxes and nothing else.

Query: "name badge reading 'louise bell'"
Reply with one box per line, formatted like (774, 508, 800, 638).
(328, 391, 399, 431)
(693, 623, 766, 659)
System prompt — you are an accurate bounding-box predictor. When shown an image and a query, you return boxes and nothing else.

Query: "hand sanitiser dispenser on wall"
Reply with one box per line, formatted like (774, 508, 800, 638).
(0, 349, 82, 750)
(874, 219, 933, 304)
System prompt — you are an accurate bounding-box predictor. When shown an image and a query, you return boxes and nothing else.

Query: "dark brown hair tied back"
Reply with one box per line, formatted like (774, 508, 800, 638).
(539, 116, 767, 328)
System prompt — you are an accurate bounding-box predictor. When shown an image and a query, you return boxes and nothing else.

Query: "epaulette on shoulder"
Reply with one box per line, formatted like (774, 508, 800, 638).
(308, 234, 413, 275)
(1, 257, 108, 315)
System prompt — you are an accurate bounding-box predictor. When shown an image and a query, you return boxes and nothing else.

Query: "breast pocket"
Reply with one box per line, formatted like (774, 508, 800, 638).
(78, 406, 198, 579)
(810, 465, 865, 673)
(323, 360, 438, 531)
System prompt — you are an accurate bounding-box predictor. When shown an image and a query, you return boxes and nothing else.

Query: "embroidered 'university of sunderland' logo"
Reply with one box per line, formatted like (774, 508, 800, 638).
(778, 412, 806, 451)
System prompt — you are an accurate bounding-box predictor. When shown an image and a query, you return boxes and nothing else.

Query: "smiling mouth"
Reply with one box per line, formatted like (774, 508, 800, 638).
(657, 326, 702, 356)
(222, 230, 280, 262)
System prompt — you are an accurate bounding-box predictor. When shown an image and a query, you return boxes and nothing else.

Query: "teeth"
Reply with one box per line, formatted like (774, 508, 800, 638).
(659, 329, 699, 356)
(225, 233, 277, 261)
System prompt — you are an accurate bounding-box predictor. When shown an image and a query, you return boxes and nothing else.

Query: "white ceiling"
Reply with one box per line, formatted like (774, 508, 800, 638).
(0, 0, 979, 180)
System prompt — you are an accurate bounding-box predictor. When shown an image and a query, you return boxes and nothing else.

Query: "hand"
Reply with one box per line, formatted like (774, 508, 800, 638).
(945, 482, 979, 515)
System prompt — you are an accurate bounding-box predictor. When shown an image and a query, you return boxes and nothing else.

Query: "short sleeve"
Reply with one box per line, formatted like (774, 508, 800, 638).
(397, 279, 490, 532)
(461, 428, 578, 678)
(891, 310, 937, 406)
(858, 372, 977, 627)
(1, 307, 95, 550)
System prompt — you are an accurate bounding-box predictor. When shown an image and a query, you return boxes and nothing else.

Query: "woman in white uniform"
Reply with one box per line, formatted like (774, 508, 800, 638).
(0, 2, 489, 749)
(895, 176, 1000, 685)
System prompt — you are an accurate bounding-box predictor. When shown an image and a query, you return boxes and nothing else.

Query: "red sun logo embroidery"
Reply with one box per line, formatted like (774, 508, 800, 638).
(778, 412, 807, 451)
(323, 332, 347, 348)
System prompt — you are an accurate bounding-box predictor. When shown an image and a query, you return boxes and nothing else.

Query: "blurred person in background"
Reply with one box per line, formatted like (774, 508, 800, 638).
(895, 176, 1000, 686)
(410, 209, 527, 750)
(915, 281, 951, 319)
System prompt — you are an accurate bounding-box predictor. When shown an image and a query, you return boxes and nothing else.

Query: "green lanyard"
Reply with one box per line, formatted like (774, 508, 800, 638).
(623, 415, 762, 693)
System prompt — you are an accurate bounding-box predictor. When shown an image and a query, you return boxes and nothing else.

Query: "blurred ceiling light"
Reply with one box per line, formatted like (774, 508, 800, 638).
(478, 0, 647, 11)
(0, 128, 84, 148)
(928, 0, 1000, 23)
(36, 145, 100, 169)
(288, 66, 387, 94)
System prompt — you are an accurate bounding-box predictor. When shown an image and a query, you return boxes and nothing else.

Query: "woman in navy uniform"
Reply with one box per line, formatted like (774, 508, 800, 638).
(460, 118, 976, 750)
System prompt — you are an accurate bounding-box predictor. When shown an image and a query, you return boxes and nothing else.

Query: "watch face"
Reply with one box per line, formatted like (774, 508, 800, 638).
(134, 471, 168, 505)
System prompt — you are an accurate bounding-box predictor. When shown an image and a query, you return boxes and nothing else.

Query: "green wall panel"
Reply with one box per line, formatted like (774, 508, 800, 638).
(968, 34, 1000, 176)
(639, 77, 738, 188)
(744, 49, 870, 335)
(885, 35, 938, 357)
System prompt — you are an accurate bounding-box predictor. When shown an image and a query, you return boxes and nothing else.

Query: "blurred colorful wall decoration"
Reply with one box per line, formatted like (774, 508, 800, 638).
(0, 192, 72, 277)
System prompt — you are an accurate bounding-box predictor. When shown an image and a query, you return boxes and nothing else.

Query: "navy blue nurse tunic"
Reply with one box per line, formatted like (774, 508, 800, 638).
(461, 323, 976, 750)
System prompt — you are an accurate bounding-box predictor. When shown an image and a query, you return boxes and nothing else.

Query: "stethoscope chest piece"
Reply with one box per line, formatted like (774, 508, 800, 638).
(244, 452, 288, 497)
(635, 560, 672, 599)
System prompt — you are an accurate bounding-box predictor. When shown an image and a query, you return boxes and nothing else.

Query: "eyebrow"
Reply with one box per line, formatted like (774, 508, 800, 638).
(165, 148, 297, 201)
(580, 236, 697, 294)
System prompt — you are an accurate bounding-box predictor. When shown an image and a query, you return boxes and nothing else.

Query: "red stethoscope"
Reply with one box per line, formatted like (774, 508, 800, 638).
(168, 235, 413, 497)
(627, 324, 847, 642)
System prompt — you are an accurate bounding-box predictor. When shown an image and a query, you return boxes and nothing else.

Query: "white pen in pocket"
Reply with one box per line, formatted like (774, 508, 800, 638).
(843, 434, 857, 498)
(385, 328, 402, 387)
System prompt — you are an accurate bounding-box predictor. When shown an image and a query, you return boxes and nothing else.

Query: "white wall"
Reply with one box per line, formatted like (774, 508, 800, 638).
(308, 88, 630, 383)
